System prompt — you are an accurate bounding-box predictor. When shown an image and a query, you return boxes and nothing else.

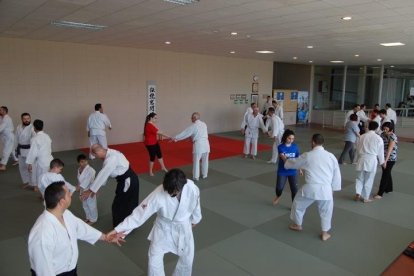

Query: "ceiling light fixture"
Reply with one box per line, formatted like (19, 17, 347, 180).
(163, 0, 199, 5)
(377, 59, 383, 61)
(256, 50, 274, 54)
(309, 60, 313, 63)
(354, 54, 359, 57)
(306, 45, 314, 49)
(380, 42, 405, 47)
(165, 41, 171, 45)
(231, 32, 238, 36)
(390, 65, 395, 68)
(230, 51, 236, 54)
(330, 60, 344, 63)
(341, 16, 352, 21)
(51, 20, 106, 30)
(293, 57, 298, 60)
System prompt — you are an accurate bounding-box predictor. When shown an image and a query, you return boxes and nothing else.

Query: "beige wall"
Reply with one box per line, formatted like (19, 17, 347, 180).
(0, 38, 273, 151)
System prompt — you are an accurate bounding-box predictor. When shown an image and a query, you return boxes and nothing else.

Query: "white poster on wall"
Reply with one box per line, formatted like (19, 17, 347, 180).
(410, 87, 414, 96)
(147, 81, 157, 114)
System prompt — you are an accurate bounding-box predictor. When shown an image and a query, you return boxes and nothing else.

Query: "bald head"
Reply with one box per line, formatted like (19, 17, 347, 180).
(191, 112, 200, 123)
(91, 144, 107, 159)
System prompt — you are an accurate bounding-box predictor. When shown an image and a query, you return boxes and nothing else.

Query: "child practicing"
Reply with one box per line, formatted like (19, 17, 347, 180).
(272, 129, 301, 205)
(77, 154, 98, 225)
(39, 158, 76, 198)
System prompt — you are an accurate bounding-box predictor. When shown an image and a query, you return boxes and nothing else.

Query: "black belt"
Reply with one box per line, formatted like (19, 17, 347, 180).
(115, 167, 134, 182)
(16, 144, 30, 157)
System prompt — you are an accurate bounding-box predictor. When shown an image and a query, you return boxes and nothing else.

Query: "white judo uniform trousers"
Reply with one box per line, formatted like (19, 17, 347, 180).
(26, 131, 53, 187)
(285, 146, 341, 231)
(241, 113, 265, 156)
(266, 114, 284, 163)
(0, 114, 15, 166)
(15, 123, 34, 184)
(115, 180, 202, 276)
(87, 111, 111, 158)
(78, 165, 98, 222)
(175, 120, 210, 181)
(355, 130, 384, 200)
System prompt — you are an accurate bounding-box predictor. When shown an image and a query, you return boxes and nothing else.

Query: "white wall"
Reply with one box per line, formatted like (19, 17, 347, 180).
(0, 38, 273, 151)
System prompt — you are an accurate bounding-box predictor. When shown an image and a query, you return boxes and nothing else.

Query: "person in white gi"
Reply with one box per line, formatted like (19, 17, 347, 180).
(86, 103, 112, 159)
(385, 103, 397, 125)
(273, 100, 284, 121)
(356, 104, 369, 134)
(354, 121, 385, 203)
(81, 144, 139, 227)
(173, 112, 210, 181)
(241, 103, 257, 127)
(262, 96, 273, 115)
(15, 112, 35, 187)
(282, 134, 341, 241)
(344, 104, 360, 126)
(26, 119, 53, 192)
(265, 107, 284, 164)
(106, 169, 202, 276)
(379, 109, 391, 127)
(39, 158, 76, 198)
(0, 106, 15, 171)
(241, 106, 266, 160)
(28, 181, 108, 276)
(76, 154, 97, 224)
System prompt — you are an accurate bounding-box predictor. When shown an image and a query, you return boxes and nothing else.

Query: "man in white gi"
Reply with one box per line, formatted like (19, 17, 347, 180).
(173, 112, 210, 181)
(28, 181, 108, 276)
(273, 100, 284, 121)
(86, 103, 112, 159)
(344, 104, 360, 127)
(262, 95, 273, 115)
(356, 104, 369, 134)
(385, 103, 397, 126)
(241, 106, 266, 160)
(15, 112, 35, 187)
(354, 121, 385, 203)
(107, 169, 202, 276)
(26, 120, 53, 192)
(0, 106, 15, 171)
(282, 134, 341, 241)
(39, 158, 76, 198)
(80, 144, 139, 227)
(265, 107, 284, 164)
(241, 103, 257, 127)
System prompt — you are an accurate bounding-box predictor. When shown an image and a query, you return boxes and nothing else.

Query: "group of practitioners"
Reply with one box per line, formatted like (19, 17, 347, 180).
(0, 103, 207, 276)
(0, 98, 401, 275)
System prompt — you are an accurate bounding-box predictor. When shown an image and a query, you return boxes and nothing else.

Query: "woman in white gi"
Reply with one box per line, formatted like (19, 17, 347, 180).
(28, 181, 107, 276)
(282, 134, 341, 241)
(240, 106, 266, 160)
(107, 169, 202, 276)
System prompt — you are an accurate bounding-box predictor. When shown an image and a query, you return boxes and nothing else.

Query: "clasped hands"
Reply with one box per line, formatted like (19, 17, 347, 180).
(102, 230, 126, 247)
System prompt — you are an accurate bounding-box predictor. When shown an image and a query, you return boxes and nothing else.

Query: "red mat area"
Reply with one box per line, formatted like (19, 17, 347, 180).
(82, 135, 271, 174)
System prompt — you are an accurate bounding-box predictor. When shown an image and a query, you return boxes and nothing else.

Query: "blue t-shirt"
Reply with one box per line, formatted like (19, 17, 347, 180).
(277, 143, 300, 176)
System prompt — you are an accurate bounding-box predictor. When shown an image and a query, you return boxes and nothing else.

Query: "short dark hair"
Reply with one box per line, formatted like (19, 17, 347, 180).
(50, 158, 64, 169)
(250, 103, 256, 107)
(281, 129, 295, 144)
(385, 103, 391, 108)
(381, 121, 394, 132)
(350, 114, 358, 121)
(21, 112, 30, 118)
(163, 169, 187, 195)
(95, 103, 102, 111)
(374, 103, 380, 107)
(272, 100, 277, 104)
(368, 121, 379, 131)
(44, 181, 66, 209)
(353, 104, 360, 109)
(77, 154, 87, 163)
(33, 119, 44, 131)
(379, 109, 387, 115)
(1, 106, 8, 113)
(267, 107, 275, 113)
(360, 104, 366, 109)
(312, 133, 324, 145)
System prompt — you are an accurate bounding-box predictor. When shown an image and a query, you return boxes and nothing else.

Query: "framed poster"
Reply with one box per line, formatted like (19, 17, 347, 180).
(147, 81, 157, 114)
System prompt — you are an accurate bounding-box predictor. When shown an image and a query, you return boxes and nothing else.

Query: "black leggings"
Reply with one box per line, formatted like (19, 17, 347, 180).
(377, 161, 395, 196)
(145, 143, 162, 162)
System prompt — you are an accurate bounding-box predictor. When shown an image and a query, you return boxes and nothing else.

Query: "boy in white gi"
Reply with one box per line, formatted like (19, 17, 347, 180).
(28, 181, 108, 276)
(77, 154, 98, 224)
(39, 159, 76, 198)
(107, 169, 202, 276)
(281, 134, 341, 241)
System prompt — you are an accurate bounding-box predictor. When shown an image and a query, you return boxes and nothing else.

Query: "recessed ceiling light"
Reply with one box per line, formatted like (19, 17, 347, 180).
(309, 60, 313, 63)
(390, 65, 395, 68)
(165, 41, 171, 45)
(306, 45, 314, 49)
(51, 20, 106, 30)
(377, 59, 382, 61)
(212, 30, 219, 33)
(293, 57, 298, 60)
(330, 60, 344, 63)
(230, 51, 236, 54)
(246, 35, 251, 38)
(354, 54, 359, 57)
(163, 0, 199, 5)
(256, 50, 274, 54)
(380, 42, 405, 47)
(231, 32, 238, 36)
(341, 16, 352, 21)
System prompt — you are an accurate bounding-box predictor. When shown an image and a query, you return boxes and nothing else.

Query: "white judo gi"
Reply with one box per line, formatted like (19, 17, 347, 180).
(275, 105, 284, 121)
(39, 172, 76, 197)
(285, 146, 341, 232)
(26, 131, 53, 187)
(174, 120, 210, 181)
(28, 209, 102, 276)
(15, 123, 34, 184)
(386, 108, 397, 124)
(78, 165, 97, 222)
(87, 111, 111, 158)
(241, 113, 266, 156)
(0, 114, 15, 166)
(114, 179, 202, 276)
(265, 114, 284, 163)
(355, 130, 385, 200)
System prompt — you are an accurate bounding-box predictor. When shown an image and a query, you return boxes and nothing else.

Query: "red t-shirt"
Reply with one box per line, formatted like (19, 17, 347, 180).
(144, 123, 158, 145)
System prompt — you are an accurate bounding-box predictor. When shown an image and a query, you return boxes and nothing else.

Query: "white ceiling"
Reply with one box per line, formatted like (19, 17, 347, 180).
(2, 0, 414, 65)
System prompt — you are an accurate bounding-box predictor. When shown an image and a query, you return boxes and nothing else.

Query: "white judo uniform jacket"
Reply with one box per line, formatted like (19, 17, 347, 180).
(266, 114, 284, 141)
(0, 114, 15, 165)
(39, 172, 76, 197)
(175, 120, 210, 155)
(115, 180, 202, 272)
(26, 131, 53, 185)
(241, 113, 266, 139)
(355, 130, 384, 172)
(86, 111, 111, 137)
(28, 210, 102, 276)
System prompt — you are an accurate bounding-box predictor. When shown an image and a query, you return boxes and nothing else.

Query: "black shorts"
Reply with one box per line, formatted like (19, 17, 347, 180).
(145, 143, 162, 161)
